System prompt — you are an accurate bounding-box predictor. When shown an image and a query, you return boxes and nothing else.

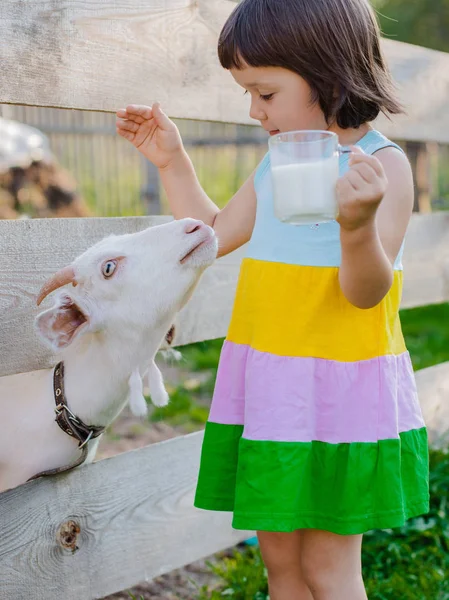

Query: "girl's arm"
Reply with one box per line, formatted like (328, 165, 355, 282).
(160, 151, 257, 259)
(117, 103, 256, 259)
(338, 147, 414, 309)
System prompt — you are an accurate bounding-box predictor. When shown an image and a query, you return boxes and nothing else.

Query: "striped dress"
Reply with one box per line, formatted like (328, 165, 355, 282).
(194, 130, 430, 535)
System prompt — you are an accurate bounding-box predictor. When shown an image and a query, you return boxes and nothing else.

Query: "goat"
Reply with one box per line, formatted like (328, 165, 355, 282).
(0, 218, 218, 492)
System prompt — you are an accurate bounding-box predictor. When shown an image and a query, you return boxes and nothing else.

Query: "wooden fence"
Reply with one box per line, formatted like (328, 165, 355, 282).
(1, 1, 449, 599)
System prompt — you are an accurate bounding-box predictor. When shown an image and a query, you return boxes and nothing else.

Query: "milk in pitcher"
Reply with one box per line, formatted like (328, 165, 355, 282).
(271, 154, 339, 224)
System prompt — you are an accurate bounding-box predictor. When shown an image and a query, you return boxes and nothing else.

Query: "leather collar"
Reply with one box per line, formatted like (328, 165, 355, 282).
(28, 362, 105, 481)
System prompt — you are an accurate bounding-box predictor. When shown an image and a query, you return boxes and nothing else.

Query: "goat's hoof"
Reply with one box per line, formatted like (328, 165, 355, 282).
(151, 391, 169, 407)
(131, 404, 148, 418)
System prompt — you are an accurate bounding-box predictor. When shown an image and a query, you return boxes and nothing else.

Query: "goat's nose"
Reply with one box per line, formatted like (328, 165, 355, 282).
(183, 219, 205, 234)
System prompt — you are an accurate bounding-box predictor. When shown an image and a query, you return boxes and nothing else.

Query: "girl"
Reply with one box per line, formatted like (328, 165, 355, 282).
(116, 0, 430, 598)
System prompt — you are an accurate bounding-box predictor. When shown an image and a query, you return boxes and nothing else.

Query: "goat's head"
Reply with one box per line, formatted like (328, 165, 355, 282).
(34, 218, 218, 355)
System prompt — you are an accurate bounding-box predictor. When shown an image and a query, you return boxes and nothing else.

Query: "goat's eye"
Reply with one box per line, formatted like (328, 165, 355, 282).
(102, 260, 118, 278)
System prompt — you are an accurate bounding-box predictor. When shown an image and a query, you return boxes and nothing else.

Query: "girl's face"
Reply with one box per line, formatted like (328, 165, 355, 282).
(230, 65, 328, 136)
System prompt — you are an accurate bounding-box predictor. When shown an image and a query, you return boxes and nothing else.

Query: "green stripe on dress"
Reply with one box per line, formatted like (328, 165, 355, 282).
(194, 422, 430, 535)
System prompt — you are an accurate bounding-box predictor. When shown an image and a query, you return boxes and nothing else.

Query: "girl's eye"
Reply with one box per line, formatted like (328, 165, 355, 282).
(260, 93, 274, 101)
(102, 260, 118, 278)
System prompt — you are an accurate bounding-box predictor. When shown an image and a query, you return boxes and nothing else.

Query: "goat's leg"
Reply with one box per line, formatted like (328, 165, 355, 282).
(84, 437, 101, 464)
(145, 360, 169, 407)
(127, 368, 149, 416)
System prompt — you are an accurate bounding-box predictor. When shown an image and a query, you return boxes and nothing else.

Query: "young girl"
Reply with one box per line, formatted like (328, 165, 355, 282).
(116, 0, 430, 597)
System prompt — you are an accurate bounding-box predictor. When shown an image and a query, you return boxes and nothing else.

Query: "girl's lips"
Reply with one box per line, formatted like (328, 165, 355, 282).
(269, 130, 280, 136)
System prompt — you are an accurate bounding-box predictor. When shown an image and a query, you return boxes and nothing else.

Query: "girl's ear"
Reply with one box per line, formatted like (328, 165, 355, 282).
(34, 293, 89, 351)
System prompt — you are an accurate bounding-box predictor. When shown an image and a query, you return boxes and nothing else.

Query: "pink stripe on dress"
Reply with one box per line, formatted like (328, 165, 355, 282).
(208, 341, 425, 444)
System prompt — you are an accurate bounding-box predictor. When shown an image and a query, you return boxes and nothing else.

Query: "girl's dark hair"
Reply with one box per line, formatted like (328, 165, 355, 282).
(218, 0, 403, 128)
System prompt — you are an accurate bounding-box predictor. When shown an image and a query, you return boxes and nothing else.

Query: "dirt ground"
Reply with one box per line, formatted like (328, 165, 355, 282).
(96, 360, 235, 600)
(102, 555, 228, 600)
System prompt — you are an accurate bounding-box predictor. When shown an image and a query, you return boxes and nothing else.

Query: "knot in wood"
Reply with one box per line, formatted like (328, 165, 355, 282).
(57, 520, 81, 553)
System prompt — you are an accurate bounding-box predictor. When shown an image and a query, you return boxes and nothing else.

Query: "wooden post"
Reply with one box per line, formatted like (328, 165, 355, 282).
(416, 143, 433, 213)
(406, 141, 432, 213)
(141, 157, 161, 215)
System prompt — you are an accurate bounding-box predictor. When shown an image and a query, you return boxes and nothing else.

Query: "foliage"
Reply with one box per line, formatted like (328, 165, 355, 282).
(148, 339, 224, 428)
(374, 0, 449, 53)
(180, 338, 224, 373)
(150, 385, 210, 428)
(196, 548, 268, 600)
(362, 447, 449, 599)
(400, 303, 449, 370)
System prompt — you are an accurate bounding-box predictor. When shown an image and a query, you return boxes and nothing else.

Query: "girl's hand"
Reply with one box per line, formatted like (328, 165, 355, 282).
(116, 103, 184, 170)
(336, 146, 388, 231)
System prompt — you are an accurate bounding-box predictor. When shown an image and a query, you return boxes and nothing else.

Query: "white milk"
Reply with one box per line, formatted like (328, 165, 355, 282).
(271, 155, 339, 224)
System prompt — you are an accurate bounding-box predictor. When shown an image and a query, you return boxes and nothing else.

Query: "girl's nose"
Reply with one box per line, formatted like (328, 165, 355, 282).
(249, 100, 267, 122)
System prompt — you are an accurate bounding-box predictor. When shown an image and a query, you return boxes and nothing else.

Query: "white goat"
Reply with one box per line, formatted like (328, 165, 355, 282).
(0, 218, 218, 492)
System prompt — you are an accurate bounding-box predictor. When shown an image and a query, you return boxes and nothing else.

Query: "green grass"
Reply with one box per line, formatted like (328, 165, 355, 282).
(150, 385, 210, 429)
(400, 303, 449, 370)
(177, 338, 225, 372)
(147, 339, 224, 429)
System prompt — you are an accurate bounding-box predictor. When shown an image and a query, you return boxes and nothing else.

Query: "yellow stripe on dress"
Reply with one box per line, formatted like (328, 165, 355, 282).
(227, 258, 406, 362)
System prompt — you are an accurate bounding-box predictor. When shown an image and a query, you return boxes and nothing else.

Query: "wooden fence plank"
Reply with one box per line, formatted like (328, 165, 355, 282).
(1, 1, 449, 142)
(415, 362, 449, 450)
(1, 213, 448, 377)
(0, 431, 251, 600)
(401, 213, 449, 309)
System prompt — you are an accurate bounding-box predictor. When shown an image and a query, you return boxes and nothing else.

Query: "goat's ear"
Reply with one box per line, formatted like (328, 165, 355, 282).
(34, 294, 89, 351)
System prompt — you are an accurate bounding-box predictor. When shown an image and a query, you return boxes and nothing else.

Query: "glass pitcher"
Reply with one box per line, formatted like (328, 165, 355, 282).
(269, 130, 351, 224)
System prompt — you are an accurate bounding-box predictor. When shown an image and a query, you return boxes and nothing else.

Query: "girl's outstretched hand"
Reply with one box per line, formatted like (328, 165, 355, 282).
(336, 146, 388, 231)
(116, 103, 183, 170)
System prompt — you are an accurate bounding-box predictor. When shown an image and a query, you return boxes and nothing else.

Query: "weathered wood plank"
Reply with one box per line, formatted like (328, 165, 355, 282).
(0, 213, 448, 377)
(1, 1, 449, 142)
(374, 40, 449, 144)
(401, 213, 449, 309)
(0, 431, 251, 600)
(415, 361, 449, 450)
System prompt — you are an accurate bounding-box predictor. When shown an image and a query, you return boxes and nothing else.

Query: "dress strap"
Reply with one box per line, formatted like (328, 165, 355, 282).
(358, 130, 405, 156)
(254, 152, 270, 191)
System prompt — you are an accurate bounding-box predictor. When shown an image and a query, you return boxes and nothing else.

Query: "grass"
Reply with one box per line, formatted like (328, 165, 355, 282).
(147, 339, 223, 429)
(400, 303, 449, 370)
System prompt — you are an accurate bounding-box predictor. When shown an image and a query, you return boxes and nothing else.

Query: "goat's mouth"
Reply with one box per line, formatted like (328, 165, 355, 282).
(58, 296, 89, 339)
(180, 231, 217, 265)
